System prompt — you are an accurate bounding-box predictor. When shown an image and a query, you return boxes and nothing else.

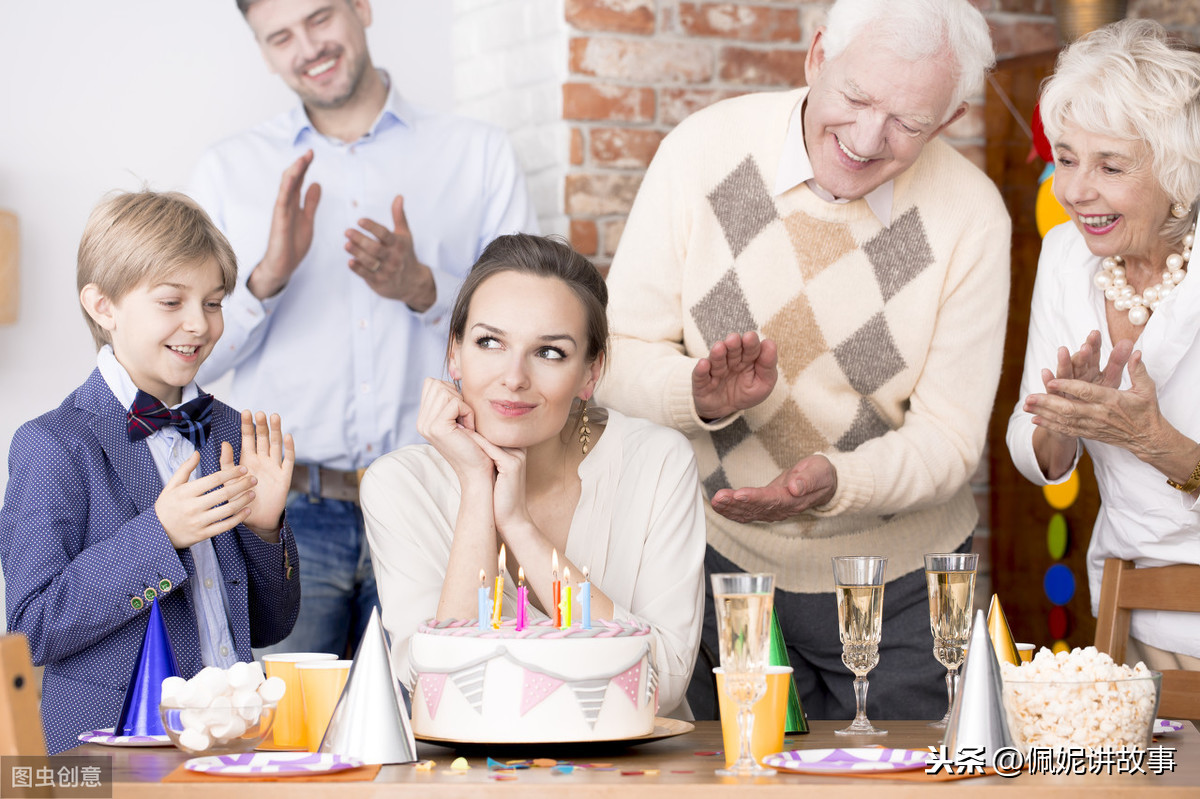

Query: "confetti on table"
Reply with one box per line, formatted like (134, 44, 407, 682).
(489, 774, 518, 781)
(533, 758, 558, 768)
(553, 765, 574, 775)
(693, 750, 721, 757)
(506, 759, 531, 766)
(583, 762, 613, 768)
(450, 757, 471, 771)
(621, 770, 645, 776)
(414, 760, 435, 771)
(670, 770, 694, 774)
(643, 769, 659, 776)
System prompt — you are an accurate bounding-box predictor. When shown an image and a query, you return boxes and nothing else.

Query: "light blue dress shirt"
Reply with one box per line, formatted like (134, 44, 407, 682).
(190, 73, 539, 470)
(96, 346, 238, 668)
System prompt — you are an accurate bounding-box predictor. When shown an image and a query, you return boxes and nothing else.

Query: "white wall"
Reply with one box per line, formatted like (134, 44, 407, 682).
(0, 0, 455, 628)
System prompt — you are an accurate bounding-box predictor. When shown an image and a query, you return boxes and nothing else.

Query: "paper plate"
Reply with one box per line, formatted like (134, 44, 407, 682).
(184, 752, 363, 776)
(1154, 719, 1185, 735)
(763, 748, 930, 775)
(77, 729, 172, 747)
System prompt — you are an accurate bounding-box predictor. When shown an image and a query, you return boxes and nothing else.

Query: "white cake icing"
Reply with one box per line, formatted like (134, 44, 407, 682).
(409, 618, 658, 742)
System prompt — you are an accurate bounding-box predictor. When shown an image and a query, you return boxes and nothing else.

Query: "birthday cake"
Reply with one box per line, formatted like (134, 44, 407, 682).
(409, 618, 658, 742)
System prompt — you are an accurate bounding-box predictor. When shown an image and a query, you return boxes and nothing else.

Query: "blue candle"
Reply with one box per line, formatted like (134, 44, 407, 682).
(579, 566, 592, 630)
(478, 569, 491, 631)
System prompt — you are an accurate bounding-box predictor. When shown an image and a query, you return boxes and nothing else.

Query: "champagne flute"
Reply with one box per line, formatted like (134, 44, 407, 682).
(711, 572, 776, 777)
(832, 556, 887, 736)
(924, 552, 979, 728)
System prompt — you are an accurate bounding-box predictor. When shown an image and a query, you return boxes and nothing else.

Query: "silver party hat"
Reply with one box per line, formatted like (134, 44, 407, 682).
(943, 609, 1013, 767)
(319, 607, 418, 764)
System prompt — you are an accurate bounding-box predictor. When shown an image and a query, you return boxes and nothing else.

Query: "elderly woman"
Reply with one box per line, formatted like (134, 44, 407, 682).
(1007, 19, 1200, 670)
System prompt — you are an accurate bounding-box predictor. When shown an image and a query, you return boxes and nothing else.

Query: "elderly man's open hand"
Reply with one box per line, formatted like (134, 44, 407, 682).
(692, 331, 778, 420)
(710, 454, 836, 523)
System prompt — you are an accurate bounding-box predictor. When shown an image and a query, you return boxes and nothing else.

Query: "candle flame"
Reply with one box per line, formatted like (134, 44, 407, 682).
(479, 568, 486, 586)
(518, 566, 525, 586)
(498, 543, 506, 574)
(582, 566, 589, 581)
(564, 566, 571, 584)
(552, 548, 559, 579)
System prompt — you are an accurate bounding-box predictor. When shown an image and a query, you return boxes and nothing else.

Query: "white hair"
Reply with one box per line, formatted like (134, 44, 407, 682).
(821, 0, 995, 120)
(1040, 18, 1200, 244)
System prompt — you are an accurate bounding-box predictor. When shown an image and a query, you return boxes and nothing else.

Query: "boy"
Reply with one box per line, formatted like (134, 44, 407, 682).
(0, 191, 300, 753)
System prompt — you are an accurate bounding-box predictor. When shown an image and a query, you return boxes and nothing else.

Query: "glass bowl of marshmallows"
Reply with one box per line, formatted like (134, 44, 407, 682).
(160, 662, 287, 755)
(1000, 646, 1161, 754)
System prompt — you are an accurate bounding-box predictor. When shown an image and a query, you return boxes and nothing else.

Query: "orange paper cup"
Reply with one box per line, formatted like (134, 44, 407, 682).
(297, 659, 353, 752)
(714, 666, 792, 768)
(261, 653, 338, 748)
(1016, 643, 1036, 663)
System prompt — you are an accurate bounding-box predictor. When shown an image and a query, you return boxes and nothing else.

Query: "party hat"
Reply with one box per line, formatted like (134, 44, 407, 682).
(115, 598, 180, 736)
(986, 595, 1021, 667)
(319, 607, 417, 764)
(943, 610, 1013, 767)
(767, 609, 807, 733)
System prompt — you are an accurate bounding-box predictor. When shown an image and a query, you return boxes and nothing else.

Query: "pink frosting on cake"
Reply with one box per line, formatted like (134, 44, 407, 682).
(418, 617, 650, 639)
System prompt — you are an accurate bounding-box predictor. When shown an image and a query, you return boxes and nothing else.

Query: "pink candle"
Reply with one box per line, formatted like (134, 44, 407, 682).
(516, 567, 528, 631)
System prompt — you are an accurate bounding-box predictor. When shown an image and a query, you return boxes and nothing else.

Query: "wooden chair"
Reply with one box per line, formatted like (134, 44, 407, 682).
(0, 633, 45, 755)
(1094, 558, 1200, 719)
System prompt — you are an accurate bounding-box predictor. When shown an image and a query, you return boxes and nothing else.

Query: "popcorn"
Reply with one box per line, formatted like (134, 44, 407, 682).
(1000, 646, 1158, 753)
(161, 662, 284, 752)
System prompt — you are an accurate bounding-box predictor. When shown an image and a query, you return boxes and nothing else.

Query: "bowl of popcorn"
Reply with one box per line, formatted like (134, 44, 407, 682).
(1000, 646, 1161, 754)
(159, 662, 287, 755)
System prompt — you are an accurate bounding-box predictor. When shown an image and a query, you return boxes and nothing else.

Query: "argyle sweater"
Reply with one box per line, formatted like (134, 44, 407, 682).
(598, 88, 1011, 593)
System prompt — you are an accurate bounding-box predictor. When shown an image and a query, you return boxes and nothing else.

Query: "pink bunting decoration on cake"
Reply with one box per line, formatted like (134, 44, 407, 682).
(419, 672, 448, 721)
(520, 668, 564, 716)
(611, 661, 643, 708)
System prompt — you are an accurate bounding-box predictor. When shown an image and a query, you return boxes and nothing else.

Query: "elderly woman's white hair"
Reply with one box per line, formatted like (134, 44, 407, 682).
(821, 0, 994, 119)
(1040, 18, 1200, 244)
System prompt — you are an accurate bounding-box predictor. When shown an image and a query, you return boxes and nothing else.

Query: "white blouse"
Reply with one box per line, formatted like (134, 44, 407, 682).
(361, 408, 707, 716)
(1006, 223, 1200, 658)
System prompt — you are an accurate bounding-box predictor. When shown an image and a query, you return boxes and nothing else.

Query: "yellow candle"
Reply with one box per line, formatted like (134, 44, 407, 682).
(492, 544, 506, 628)
(560, 566, 572, 628)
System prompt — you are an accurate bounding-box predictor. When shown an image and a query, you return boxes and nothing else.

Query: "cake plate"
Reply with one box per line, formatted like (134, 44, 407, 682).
(415, 717, 694, 756)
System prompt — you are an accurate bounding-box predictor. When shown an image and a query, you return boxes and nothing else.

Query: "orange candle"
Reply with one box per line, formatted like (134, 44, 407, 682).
(552, 549, 561, 628)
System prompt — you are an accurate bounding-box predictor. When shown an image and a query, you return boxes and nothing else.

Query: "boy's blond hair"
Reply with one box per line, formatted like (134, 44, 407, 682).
(76, 190, 238, 349)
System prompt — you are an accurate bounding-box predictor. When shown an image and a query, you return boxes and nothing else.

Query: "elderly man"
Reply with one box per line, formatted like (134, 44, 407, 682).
(190, 0, 537, 656)
(597, 0, 1010, 720)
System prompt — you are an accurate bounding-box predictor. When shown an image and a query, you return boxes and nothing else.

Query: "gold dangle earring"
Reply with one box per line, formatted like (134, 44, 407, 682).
(578, 398, 592, 455)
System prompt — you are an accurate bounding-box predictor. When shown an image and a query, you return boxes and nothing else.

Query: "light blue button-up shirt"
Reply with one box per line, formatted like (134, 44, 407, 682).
(190, 73, 538, 469)
(97, 346, 238, 668)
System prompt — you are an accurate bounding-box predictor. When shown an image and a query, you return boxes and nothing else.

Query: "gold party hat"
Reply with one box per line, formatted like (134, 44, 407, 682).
(986, 595, 1021, 667)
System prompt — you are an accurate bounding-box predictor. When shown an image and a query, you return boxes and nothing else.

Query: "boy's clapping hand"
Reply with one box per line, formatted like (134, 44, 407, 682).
(155, 455, 256, 549)
(225, 410, 295, 542)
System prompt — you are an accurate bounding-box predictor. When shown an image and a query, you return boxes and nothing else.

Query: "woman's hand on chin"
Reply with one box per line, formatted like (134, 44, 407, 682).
(468, 432, 534, 535)
(417, 377, 495, 483)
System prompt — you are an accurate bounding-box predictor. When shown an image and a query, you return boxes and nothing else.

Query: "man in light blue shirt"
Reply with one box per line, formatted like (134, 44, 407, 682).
(190, 0, 538, 656)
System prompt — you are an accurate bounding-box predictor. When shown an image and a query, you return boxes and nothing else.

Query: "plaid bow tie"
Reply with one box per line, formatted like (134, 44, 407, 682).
(126, 390, 213, 449)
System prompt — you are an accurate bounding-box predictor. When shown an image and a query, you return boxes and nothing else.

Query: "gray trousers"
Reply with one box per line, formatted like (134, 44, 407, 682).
(686, 538, 971, 722)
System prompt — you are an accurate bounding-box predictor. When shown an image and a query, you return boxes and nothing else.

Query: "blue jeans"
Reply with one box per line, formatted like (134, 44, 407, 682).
(254, 493, 379, 658)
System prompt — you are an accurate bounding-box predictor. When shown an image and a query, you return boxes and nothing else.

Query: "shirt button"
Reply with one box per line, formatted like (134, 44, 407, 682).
(366, 444, 374, 453)
(204, 578, 214, 589)
(220, 645, 229, 657)
(358, 319, 368, 329)
(360, 382, 370, 394)
(351, 199, 359, 208)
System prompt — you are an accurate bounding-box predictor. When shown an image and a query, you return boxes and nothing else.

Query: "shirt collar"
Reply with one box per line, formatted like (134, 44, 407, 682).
(774, 96, 894, 227)
(96, 344, 199, 411)
(288, 69, 415, 146)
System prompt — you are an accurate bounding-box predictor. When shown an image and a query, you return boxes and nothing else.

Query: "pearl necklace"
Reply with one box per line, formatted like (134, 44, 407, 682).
(1093, 232, 1192, 326)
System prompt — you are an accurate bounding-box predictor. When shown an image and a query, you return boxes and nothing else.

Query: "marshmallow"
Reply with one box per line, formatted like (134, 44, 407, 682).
(178, 727, 211, 752)
(258, 676, 287, 703)
(160, 676, 188, 706)
(164, 662, 279, 753)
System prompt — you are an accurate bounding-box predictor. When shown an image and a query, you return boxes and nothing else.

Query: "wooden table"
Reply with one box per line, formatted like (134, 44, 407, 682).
(70, 720, 1199, 797)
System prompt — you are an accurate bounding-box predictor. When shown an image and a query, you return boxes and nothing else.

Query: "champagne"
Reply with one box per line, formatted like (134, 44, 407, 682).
(835, 584, 883, 676)
(925, 569, 976, 669)
(715, 592, 772, 705)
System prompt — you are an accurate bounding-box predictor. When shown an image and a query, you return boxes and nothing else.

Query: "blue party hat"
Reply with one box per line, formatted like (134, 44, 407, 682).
(115, 597, 180, 736)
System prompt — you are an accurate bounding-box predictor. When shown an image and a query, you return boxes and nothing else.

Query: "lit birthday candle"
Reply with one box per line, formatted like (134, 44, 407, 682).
(561, 566, 573, 629)
(516, 567, 528, 631)
(552, 549, 561, 627)
(492, 544, 506, 629)
(478, 569, 491, 631)
(579, 566, 592, 629)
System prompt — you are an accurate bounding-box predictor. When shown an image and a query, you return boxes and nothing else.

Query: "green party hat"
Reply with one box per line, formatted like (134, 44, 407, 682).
(768, 608, 807, 734)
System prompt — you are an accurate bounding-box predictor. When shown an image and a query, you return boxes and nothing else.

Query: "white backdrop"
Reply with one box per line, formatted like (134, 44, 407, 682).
(0, 1, 455, 627)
